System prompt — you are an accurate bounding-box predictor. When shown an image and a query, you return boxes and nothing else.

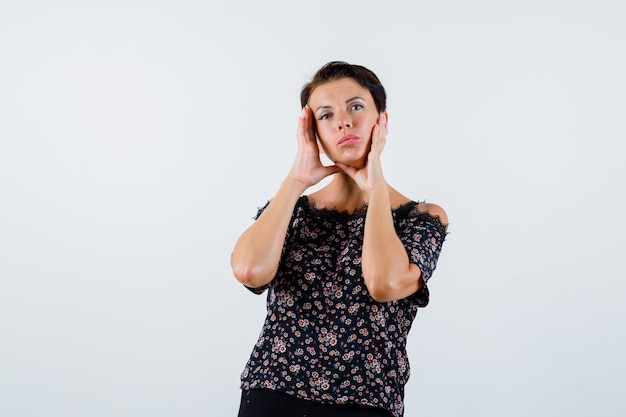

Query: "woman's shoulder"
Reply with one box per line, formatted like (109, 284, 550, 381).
(389, 188, 448, 223)
(416, 202, 449, 225)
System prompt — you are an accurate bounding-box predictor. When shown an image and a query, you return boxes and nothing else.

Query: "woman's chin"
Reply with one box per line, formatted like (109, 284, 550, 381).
(331, 154, 367, 169)
(343, 158, 367, 169)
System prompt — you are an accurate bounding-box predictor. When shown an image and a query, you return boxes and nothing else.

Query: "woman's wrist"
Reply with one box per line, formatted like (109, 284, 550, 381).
(281, 176, 308, 197)
(367, 185, 390, 200)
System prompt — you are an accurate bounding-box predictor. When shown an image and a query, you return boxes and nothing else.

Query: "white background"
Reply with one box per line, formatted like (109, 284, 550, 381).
(1, 1, 624, 416)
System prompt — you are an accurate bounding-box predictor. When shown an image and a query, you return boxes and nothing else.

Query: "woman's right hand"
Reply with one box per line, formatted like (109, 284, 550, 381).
(288, 105, 340, 188)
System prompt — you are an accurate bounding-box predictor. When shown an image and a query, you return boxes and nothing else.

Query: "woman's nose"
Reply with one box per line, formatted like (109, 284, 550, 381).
(337, 116, 352, 129)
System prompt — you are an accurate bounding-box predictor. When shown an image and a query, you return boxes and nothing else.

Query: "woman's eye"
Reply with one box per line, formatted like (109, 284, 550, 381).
(350, 104, 363, 111)
(319, 114, 331, 120)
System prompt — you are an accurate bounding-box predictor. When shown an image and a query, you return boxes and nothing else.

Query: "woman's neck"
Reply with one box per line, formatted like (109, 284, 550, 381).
(309, 173, 384, 214)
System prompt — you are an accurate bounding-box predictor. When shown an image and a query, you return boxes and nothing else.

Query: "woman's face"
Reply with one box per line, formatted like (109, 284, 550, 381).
(308, 77, 384, 169)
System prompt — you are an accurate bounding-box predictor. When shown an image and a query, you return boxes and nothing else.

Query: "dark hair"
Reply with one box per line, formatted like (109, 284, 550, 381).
(300, 61, 387, 112)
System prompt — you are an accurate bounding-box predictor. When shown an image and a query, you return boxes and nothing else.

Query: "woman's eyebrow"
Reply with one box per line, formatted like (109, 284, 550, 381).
(316, 97, 365, 112)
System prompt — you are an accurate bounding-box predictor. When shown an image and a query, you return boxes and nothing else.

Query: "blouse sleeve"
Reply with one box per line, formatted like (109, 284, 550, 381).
(395, 205, 448, 305)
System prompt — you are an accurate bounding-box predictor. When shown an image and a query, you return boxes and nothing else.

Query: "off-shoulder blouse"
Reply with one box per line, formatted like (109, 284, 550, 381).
(240, 196, 447, 417)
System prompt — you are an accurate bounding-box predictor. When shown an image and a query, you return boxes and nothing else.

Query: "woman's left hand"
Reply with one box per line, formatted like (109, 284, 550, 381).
(336, 114, 388, 193)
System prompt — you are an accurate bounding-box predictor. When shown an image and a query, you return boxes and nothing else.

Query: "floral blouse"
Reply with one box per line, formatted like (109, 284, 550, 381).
(240, 196, 447, 417)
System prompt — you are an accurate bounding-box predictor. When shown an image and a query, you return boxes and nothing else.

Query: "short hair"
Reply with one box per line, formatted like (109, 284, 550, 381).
(300, 61, 387, 113)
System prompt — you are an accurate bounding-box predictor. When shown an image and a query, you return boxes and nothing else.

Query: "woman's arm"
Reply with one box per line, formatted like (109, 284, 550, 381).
(336, 114, 447, 302)
(230, 179, 306, 288)
(362, 191, 447, 302)
(231, 106, 340, 289)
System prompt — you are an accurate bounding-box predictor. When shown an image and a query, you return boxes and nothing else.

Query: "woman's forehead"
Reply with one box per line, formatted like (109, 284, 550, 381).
(309, 78, 372, 106)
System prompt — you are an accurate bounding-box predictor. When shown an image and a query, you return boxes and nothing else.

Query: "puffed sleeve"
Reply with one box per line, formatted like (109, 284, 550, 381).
(394, 203, 448, 306)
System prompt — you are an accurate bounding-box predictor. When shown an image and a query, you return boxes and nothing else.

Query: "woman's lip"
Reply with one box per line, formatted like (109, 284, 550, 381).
(338, 134, 359, 145)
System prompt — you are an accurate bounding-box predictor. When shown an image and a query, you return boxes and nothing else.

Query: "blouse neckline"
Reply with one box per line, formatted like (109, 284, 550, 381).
(301, 195, 418, 218)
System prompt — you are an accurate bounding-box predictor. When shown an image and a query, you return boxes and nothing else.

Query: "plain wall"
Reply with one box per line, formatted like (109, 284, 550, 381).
(1, 1, 624, 416)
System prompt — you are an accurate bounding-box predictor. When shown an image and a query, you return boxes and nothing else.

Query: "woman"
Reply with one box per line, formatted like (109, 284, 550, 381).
(231, 61, 448, 417)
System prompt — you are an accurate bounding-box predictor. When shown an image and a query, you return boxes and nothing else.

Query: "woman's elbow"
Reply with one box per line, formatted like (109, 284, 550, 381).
(231, 259, 275, 288)
(364, 276, 396, 303)
(364, 267, 422, 303)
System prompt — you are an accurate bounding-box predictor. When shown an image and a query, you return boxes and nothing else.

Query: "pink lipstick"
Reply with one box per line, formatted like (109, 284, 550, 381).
(338, 134, 359, 146)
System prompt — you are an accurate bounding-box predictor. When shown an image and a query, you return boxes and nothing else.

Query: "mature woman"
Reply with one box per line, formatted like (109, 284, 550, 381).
(231, 61, 448, 417)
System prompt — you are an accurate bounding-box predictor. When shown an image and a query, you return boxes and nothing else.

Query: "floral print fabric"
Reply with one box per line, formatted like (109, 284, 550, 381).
(240, 196, 447, 417)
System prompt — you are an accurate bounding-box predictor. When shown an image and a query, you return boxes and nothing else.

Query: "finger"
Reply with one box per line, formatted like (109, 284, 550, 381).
(322, 165, 342, 178)
(335, 162, 357, 178)
(370, 124, 383, 155)
(378, 114, 387, 141)
(297, 107, 316, 151)
(297, 108, 306, 142)
(372, 116, 387, 153)
(301, 105, 316, 142)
